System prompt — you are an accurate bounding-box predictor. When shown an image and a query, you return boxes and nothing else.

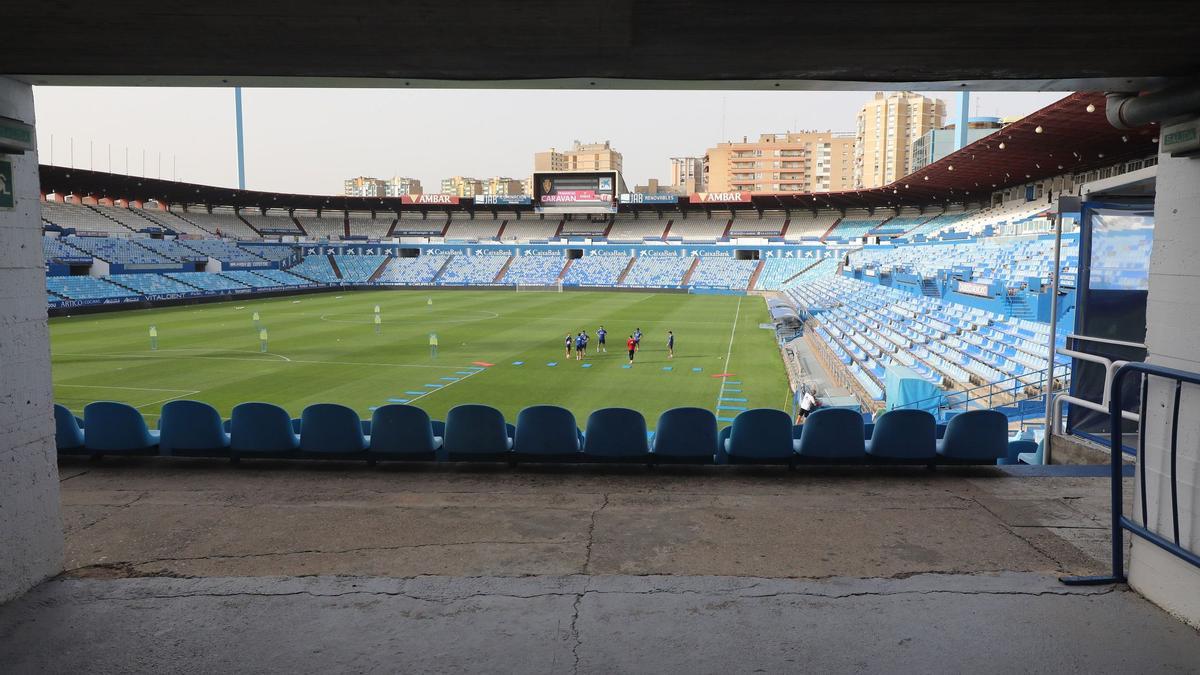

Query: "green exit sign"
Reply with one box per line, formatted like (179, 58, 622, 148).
(1161, 118, 1200, 157)
(0, 116, 34, 154)
(0, 159, 13, 209)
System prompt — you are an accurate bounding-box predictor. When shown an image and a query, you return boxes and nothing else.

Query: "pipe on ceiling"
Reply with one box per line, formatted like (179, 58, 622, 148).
(1106, 80, 1200, 129)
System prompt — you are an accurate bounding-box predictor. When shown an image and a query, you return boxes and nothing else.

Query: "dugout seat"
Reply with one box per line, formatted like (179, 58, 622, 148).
(444, 404, 513, 461)
(795, 407, 867, 462)
(650, 407, 718, 464)
(54, 403, 86, 454)
(866, 409, 937, 462)
(82, 401, 159, 456)
(722, 408, 799, 465)
(582, 407, 650, 463)
(230, 402, 300, 458)
(369, 404, 441, 461)
(299, 403, 369, 458)
(936, 410, 1009, 463)
(158, 400, 231, 458)
(513, 405, 583, 462)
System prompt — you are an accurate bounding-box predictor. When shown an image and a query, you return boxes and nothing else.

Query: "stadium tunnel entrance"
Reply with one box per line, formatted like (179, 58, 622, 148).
(3, 8, 1200, 642)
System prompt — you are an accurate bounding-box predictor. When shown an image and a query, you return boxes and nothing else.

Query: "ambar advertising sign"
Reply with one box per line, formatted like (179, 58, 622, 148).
(690, 191, 751, 204)
(401, 194, 461, 205)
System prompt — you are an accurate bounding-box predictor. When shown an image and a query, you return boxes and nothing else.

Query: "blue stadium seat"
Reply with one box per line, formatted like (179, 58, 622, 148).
(157, 400, 231, 458)
(229, 402, 300, 458)
(368, 404, 441, 461)
(54, 404, 86, 454)
(1001, 439, 1039, 465)
(444, 404, 513, 461)
(582, 408, 650, 463)
(650, 407, 718, 464)
(936, 410, 1008, 463)
(796, 408, 867, 462)
(83, 401, 159, 456)
(722, 408, 799, 465)
(512, 405, 582, 462)
(866, 409, 937, 462)
(299, 404, 369, 458)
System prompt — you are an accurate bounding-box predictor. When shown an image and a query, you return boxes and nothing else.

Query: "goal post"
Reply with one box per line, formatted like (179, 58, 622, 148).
(514, 281, 564, 293)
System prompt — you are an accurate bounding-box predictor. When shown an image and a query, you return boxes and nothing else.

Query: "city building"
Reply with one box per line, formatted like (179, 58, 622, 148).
(534, 140, 623, 173)
(481, 176, 526, 196)
(440, 176, 484, 197)
(703, 131, 855, 194)
(384, 176, 422, 197)
(854, 91, 946, 188)
(910, 117, 1005, 171)
(669, 156, 705, 193)
(343, 176, 387, 197)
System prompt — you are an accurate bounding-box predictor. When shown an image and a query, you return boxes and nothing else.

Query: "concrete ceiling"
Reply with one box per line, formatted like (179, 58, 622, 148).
(7, 1, 1200, 90)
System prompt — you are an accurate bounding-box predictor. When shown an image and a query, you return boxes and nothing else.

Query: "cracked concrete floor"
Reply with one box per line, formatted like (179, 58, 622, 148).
(4, 459, 1193, 673)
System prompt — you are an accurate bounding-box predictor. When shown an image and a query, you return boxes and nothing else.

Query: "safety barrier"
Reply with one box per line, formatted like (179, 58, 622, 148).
(1062, 362, 1200, 585)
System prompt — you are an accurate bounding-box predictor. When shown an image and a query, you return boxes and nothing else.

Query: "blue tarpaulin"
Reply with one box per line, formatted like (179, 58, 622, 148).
(884, 364, 943, 412)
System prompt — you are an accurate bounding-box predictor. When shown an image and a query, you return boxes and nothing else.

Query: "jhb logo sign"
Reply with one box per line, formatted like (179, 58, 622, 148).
(401, 194, 460, 205)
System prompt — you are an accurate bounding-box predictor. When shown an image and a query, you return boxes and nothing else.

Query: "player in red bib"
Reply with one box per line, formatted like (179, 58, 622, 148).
(626, 335, 637, 365)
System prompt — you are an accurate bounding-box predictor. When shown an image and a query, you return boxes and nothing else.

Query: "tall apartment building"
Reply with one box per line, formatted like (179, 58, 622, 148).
(440, 176, 484, 197)
(703, 131, 855, 194)
(670, 156, 705, 193)
(343, 176, 387, 197)
(534, 140, 623, 174)
(481, 177, 526, 196)
(853, 91, 946, 188)
(344, 175, 421, 197)
(384, 176, 422, 197)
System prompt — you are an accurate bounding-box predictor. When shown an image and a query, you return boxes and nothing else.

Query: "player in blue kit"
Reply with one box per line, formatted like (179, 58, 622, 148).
(575, 332, 585, 360)
(564, 333, 573, 360)
(597, 326, 607, 353)
(634, 328, 643, 352)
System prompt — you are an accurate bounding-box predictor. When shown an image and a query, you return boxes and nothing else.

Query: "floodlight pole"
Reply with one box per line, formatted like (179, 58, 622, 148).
(955, 90, 970, 150)
(235, 87, 246, 189)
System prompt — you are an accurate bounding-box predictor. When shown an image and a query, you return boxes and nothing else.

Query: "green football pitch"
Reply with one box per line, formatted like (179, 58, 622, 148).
(50, 290, 791, 425)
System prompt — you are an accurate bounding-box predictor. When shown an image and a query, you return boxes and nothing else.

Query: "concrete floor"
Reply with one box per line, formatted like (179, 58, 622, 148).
(3, 459, 1194, 673)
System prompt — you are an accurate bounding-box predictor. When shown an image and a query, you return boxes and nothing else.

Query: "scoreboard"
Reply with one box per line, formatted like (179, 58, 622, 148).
(533, 170, 622, 214)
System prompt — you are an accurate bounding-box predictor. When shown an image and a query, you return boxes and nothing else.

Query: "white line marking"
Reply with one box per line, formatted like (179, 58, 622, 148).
(135, 391, 202, 409)
(55, 384, 197, 393)
(716, 296, 743, 414)
(54, 352, 459, 369)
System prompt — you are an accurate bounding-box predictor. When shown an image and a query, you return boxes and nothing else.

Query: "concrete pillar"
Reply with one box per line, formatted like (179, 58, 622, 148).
(0, 77, 63, 603)
(1130, 147, 1200, 627)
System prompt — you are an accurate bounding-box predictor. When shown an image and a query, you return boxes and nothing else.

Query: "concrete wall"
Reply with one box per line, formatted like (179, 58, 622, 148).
(0, 77, 63, 603)
(1130, 148, 1200, 628)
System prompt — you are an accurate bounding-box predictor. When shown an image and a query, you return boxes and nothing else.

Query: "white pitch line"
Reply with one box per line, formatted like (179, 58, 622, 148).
(53, 352, 455, 369)
(55, 384, 197, 393)
(135, 391, 202, 410)
(715, 296, 743, 414)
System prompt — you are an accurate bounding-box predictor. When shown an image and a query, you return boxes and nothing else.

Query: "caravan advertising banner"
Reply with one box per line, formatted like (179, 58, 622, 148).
(689, 191, 751, 204)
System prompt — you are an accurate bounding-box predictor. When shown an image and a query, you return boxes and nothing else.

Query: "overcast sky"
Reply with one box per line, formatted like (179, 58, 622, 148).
(32, 88, 1066, 194)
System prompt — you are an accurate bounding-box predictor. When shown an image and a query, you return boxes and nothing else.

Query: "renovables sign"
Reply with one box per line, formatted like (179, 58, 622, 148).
(689, 191, 751, 204)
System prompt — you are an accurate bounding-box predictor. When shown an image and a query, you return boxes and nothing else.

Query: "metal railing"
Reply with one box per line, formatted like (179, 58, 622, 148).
(893, 365, 1069, 416)
(1045, 334, 1146, 459)
(1062, 362, 1200, 585)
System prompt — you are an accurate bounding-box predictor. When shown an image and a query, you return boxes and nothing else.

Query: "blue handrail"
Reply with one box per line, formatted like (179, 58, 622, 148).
(1061, 362, 1200, 585)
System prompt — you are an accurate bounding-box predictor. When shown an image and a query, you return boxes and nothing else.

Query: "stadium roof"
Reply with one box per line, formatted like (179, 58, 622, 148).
(39, 93, 1156, 214)
(5, 2, 1198, 90)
